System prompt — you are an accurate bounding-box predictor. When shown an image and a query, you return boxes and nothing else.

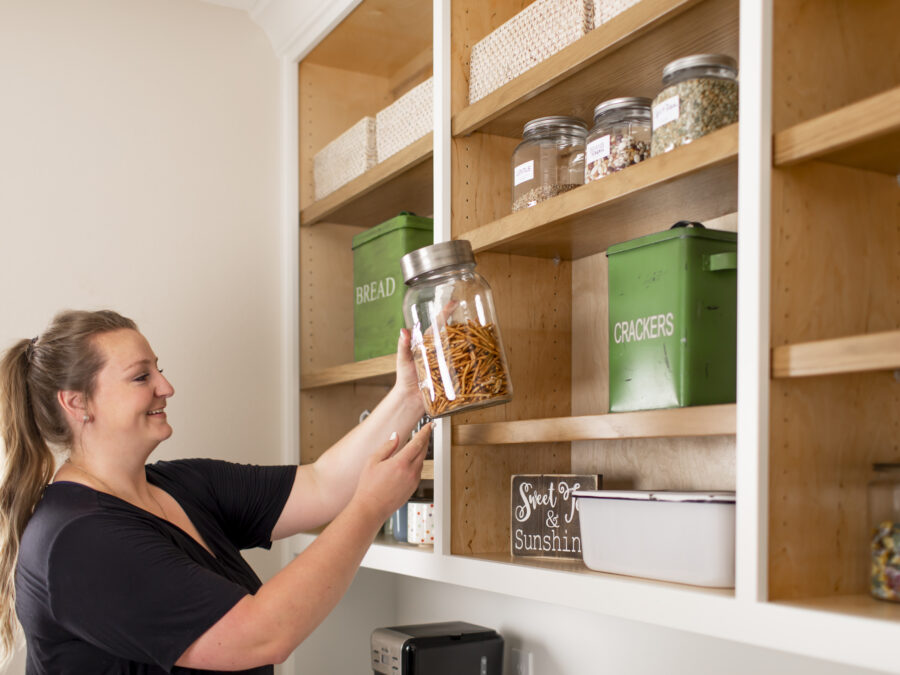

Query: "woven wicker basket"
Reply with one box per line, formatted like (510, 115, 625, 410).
(468, 0, 594, 105)
(594, 0, 641, 25)
(376, 77, 433, 163)
(313, 117, 377, 201)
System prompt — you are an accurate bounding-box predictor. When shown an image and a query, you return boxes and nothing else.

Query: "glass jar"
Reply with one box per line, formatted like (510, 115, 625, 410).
(868, 463, 900, 602)
(511, 115, 587, 212)
(650, 54, 739, 157)
(585, 97, 651, 183)
(400, 240, 513, 418)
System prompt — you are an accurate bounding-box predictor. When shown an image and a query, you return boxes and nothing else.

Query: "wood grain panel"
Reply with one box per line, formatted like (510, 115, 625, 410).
(301, 354, 396, 390)
(299, 223, 364, 372)
(454, 405, 736, 444)
(772, 0, 900, 133)
(772, 330, 900, 379)
(298, 62, 393, 210)
(300, 384, 392, 465)
(303, 0, 432, 78)
(774, 85, 900, 175)
(451, 132, 519, 237)
(768, 158, 900, 600)
(454, 0, 738, 138)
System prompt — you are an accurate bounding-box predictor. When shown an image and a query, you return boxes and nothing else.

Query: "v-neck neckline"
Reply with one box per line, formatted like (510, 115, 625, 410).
(49, 477, 219, 561)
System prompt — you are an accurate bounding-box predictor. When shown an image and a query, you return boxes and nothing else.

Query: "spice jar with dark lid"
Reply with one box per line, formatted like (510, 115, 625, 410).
(511, 116, 587, 212)
(651, 54, 739, 157)
(400, 240, 513, 418)
(868, 463, 900, 602)
(585, 97, 652, 183)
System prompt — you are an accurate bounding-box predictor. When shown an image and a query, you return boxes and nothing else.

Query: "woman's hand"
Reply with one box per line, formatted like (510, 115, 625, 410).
(351, 422, 432, 524)
(394, 328, 424, 411)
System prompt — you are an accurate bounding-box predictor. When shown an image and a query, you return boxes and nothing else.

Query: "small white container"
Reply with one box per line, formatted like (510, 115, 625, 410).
(407, 500, 435, 546)
(376, 77, 433, 163)
(574, 489, 735, 587)
(313, 116, 377, 200)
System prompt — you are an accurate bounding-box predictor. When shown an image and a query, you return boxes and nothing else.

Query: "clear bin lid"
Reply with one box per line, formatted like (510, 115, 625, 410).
(573, 489, 735, 504)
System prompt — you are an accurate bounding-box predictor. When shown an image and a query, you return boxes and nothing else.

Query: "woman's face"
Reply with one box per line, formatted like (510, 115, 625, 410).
(85, 329, 175, 451)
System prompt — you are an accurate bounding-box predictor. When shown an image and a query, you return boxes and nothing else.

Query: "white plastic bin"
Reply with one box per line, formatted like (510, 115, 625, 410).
(574, 489, 736, 587)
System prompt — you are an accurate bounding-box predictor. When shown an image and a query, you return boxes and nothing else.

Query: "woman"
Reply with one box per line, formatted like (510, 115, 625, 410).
(0, 309, 430, 673)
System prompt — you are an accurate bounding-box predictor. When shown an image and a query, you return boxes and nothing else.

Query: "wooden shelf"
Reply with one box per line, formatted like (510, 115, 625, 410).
(464, 123, 737, 259)
(300, 354, 395, 390)
(774, 85, 900, 174)
(776, 594, 900, 624)
(300, 134, 433, 228)
(454, 404, 735, 445)
(420, 459, 434, 481)
(452, 0, 738, 138)
(771, 330, 900, 378)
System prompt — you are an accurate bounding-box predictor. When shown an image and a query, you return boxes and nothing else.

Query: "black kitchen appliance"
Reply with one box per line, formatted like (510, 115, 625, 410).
(371, 621, 503, 674)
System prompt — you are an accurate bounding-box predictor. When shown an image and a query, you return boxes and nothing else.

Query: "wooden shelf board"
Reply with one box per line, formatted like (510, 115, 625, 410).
(453, 0, 738, 138)
(464, 123, 738, 260)
(303, 0, 431, 79)
(300, 134, 433, 228)
(371, 532, 435, 552)
(774, 85, 900, 175)
(300, 354, 395, 390)
(771, 330, 900, 378)
(454, 404, 736, 445)
(420, 459, 434, 481)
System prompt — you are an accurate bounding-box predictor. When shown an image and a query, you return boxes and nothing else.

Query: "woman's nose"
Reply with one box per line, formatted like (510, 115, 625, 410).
(157, 373, 175, 397)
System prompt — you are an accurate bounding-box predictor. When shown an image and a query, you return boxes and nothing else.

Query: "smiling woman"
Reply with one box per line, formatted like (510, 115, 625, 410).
(0, 309, 431, 674)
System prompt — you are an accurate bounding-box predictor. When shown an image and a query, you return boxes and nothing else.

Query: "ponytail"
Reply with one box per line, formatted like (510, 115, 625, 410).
(0, 341, 54, 666)
(0, 309, 137, 667)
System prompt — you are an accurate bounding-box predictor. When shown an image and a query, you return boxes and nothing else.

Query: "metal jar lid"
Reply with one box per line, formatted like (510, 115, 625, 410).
(523, 115, 588, 137)
(401, 240, 475, 284)
(592, 96, 652, 122)
(662, 54, 738, 81)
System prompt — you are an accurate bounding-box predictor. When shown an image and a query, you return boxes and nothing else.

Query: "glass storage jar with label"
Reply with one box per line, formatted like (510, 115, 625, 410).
(651, 54, 738, 157)
(585, 97, 651, 183)
(400, 240, 513, 418)
(511, 116, 587, 212)
(868, 463, 900, 602)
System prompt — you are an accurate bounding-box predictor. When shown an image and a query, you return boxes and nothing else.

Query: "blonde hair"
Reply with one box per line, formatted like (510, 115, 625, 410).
(0, 309, 136, 666)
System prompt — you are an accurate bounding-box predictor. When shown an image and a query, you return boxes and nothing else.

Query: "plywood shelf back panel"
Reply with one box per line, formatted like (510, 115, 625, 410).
(465, 123, 738, 259)
(772, 330, 900, 379)
(452, 0, 739, 138)
(774, 85, 900, 175)
(454, 404, 736, 445)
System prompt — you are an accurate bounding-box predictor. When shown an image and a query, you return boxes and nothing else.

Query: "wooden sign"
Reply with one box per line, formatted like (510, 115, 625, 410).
(510, 474, 600, 559)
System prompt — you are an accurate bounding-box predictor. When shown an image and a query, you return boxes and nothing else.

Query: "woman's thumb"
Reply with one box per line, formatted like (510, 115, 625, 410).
(372, 431, 400, 462)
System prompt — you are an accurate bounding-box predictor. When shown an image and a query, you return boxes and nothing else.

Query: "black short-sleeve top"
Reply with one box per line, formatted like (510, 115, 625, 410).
(15, 458, 297, 675)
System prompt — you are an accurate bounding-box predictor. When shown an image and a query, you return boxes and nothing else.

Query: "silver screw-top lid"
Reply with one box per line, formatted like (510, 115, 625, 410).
(592, 96, 652, 122)
(401, 240, 475, 284)
(662, 54, 738, 82)
(523, 115, 588, 138)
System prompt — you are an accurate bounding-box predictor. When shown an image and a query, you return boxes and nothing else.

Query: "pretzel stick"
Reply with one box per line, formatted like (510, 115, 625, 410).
(412, 319, 510, 417)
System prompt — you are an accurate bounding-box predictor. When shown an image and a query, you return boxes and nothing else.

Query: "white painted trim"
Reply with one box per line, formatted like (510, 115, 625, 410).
(265, 0, 362, 62)
(735, 0, 772, 603)
(432, 0, 452, 558)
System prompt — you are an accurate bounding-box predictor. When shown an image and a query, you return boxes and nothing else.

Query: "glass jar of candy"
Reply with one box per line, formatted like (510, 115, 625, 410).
(585, 97, 652, 182)
(868, 463, 900, 602)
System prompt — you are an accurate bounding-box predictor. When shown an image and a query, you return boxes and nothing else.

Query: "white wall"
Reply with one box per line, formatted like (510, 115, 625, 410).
(0, 0, 283, 671)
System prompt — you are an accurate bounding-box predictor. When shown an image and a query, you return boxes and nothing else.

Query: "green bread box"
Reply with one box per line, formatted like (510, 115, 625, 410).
(353, 213, 433, 361)
(607, 221, 737, 412)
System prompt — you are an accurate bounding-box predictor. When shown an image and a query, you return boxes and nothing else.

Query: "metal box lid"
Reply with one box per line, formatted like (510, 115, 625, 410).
(352, 211, 433, 250)
(607, 221, 736, 257)
(573, 489, 736, 504)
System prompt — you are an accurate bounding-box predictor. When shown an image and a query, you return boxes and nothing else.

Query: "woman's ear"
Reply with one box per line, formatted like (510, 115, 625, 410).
(57, 390, 87, 422)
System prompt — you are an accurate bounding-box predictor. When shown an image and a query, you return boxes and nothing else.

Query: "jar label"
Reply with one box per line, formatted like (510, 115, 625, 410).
(586, 135, 611, 163)
(652, 95, 680, 130)
(513, 160, 534, 186)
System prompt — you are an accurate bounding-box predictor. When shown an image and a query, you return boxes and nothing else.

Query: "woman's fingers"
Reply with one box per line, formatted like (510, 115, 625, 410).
(395, 422, 432, 464)
(372, 432, 401, 463)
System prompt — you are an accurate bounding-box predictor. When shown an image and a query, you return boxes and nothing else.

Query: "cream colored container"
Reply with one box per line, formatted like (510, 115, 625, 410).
(312, 116, 377, 200)
(573, 490, 735, 587)
(376, 77, 433, 163)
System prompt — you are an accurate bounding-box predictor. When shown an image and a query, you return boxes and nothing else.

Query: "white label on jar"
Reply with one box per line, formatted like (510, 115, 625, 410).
(586, 135, 611, 163)
(513, 160, 534, 186)
(653, 95, 680, 130)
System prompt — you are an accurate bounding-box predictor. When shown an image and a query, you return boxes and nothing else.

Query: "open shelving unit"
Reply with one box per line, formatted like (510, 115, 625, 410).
(293, 0, 900, 669)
